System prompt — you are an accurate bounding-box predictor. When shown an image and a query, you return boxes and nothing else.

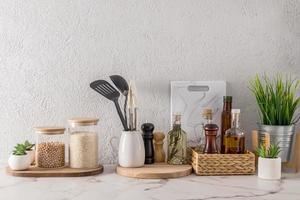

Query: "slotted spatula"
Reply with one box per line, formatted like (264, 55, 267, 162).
(90, 80, 128, 131)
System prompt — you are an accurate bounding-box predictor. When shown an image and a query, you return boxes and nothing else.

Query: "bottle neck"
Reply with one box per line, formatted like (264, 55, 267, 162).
(173, 124, 181, 130)
(223, 101, 232, 111)
(231, 113, 240, 128)
(206, 118, 212, 124)
(173, 116, 181, 130)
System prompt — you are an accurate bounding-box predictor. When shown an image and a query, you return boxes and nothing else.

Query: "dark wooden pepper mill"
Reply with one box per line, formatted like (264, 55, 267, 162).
(141, 123, 155, 164)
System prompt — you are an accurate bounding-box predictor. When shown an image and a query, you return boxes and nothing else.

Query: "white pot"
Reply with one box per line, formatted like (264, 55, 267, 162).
(258, 157, 281, 180)
(118, 131, 145, 168)
(8, 154, 31, 170)
(26, 150, 35, 165)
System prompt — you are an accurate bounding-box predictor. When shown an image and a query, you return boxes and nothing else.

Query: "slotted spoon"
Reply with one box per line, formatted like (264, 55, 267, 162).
(110, 75, 129, 126)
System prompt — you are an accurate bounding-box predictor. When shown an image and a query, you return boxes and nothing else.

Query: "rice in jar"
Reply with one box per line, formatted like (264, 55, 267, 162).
(68, 118, 99, 168)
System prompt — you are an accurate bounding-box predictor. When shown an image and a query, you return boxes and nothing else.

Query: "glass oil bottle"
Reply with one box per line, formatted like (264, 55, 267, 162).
(220, 96, 232, 153)
(167, 114, 187, 165)
(224, 109, 245, 154)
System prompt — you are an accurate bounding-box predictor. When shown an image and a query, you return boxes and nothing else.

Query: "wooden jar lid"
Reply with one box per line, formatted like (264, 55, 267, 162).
(34, 127, 65, 135)
(68, 118, 99, 126)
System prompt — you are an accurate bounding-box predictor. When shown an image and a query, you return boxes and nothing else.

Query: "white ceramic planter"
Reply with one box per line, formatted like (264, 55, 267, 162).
(8, 154, 31, 170)
(258, 157, 281, 180)
(26, 150, 35, 165)
(118, 131, 145, 168)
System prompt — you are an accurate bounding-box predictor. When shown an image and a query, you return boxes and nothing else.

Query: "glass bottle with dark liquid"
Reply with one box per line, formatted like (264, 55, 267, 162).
(224, 109, 245, 154)
(202, 108, 219, 154)
(220, 96, 232, 153)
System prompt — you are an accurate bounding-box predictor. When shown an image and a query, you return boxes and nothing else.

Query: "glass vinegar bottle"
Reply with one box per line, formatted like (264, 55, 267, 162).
(167, 114, 187, 165)
(202, 108, 219, 154)
(224, 109, 245, 154)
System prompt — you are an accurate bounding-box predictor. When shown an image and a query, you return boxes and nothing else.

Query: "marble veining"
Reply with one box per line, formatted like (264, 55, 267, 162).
(1, 165, 300, 200)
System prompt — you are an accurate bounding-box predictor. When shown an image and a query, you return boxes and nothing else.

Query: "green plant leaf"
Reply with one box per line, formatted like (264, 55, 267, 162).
(249, 73, 300, 125)
(12, 143, 27, 155)
(256, 143, 281, 158)
(23, 140, 35, 151)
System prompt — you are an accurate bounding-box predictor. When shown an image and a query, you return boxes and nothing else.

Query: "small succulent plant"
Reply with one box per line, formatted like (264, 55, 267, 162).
(12, 144, 27, 156)
(256, 143, 281, 158)
(12, 141, 35, 155)
(24, 140, 35, 151)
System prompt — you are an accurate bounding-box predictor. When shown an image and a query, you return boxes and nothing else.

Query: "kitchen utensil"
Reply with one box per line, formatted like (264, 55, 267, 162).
(90, 80, 128, 130)
(118, 131, 145, 167)
(110, 75, 129, 125)
(127, 81, 138, 131)
(171, 81, 226, 147)
(141, 123, 155, 164)
(109, 75, 129, 95)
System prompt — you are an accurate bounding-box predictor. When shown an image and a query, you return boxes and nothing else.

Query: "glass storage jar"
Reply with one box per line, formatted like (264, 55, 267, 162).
(68, 118, 99, 168)
(34, 127, 66, 168)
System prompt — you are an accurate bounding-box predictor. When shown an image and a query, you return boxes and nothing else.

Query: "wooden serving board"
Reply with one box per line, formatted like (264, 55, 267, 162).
(6, 165, 103, 177)
(116, 163, 192, 179)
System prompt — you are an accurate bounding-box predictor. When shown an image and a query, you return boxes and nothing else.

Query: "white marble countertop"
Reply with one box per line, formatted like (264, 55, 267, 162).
(1, 165, 300, 200)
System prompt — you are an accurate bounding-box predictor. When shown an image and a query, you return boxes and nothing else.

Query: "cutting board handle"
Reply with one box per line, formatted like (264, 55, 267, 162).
(187, 85, 209, 92)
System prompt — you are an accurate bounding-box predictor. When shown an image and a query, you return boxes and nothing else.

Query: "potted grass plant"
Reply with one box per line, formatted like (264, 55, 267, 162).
(249, 74, 300, 162)
(257, 143, 281, 180)
(8, 143, 31, 170)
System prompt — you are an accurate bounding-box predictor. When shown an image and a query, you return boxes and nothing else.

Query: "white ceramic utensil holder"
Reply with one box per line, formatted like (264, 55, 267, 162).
(258, 157, 281, 180)
(118, 131, 145, 168)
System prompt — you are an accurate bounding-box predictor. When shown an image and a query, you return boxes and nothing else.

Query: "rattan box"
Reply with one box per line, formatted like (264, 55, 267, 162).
(191, 148, 255, 176)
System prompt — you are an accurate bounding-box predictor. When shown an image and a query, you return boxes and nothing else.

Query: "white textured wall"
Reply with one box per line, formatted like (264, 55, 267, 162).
(0, 1, 299, 163)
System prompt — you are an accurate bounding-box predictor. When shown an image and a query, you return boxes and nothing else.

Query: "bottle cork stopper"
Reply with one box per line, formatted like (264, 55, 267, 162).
(202, 107, 213, 119)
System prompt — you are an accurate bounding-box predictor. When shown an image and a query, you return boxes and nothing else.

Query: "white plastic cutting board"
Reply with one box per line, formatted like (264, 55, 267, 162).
(170, 81, 226, 147)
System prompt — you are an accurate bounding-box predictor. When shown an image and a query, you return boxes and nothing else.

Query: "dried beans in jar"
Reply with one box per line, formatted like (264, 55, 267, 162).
(34, 127, 66, 168)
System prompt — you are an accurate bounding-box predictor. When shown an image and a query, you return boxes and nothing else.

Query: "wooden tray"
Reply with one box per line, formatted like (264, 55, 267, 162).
(116, 163, 192, 179)
(6, 165, 103, 177)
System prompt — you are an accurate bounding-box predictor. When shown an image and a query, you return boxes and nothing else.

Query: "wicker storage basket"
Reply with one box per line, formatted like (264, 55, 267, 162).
(191, 148, 255, 176)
